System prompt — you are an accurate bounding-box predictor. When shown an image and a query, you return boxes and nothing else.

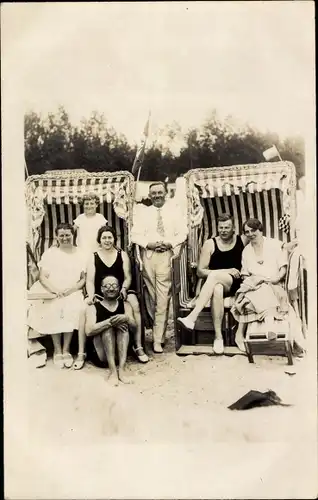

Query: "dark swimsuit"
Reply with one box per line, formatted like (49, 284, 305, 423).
(94, 250, 125, 296)
(86, 298, 125, 368)
(208, 235, 244, 294)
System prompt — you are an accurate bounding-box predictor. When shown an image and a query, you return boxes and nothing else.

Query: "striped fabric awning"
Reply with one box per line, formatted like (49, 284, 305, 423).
(25, 170, 135, 207)
(185, 161, 297, 267)
(187, 162, 294, 199)
(25, 170, 135, 260)
(185, 162, 296, 228)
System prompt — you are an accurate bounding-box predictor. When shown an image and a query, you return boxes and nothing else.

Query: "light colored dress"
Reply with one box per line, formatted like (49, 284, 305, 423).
(27, 246, 86, 334)
(231, 237, 289, 323)
(74, 213, 107, 258)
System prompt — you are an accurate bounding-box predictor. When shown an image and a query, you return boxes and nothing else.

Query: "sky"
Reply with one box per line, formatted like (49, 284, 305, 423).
(3, 2, 315, 147)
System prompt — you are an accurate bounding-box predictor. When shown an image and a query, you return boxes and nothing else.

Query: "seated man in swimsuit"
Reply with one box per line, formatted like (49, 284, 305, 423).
(82, 275, 135, 385)
(178, 213, 247, 354)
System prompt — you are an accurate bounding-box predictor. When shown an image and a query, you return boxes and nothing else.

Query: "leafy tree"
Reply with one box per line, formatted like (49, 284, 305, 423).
(25, 108, 305, 182)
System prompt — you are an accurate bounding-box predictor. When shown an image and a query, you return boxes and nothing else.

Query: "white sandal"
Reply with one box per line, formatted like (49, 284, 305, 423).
(73, 352, 86, 370)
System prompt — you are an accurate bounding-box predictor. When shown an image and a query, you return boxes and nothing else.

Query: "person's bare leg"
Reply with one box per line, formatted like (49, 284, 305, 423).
(179, 271, 232, 329)
(51, 334, 64, 367)
(62, 331, 74, 367)
(52, 333, 62, 355)
(63, 331, 73, 354)
(127, 294, 142, 348)
(74, 309, 86, 369)
(101, 327, 119, 386)
(117, 325, 130, 384)
(78, 308, 87, 353)
(211, 284, 225, 341)
(127, 294, 149, 363)
(235, 322, 247, 351)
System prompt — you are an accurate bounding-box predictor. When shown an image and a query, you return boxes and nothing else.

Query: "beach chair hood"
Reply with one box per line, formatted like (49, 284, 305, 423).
(25, 170, 135, 260)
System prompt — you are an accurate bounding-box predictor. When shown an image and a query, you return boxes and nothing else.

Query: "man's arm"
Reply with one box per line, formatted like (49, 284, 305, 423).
(197, 240, 215, 278)
(85, 305, 112, 337)
(131, 204, 149, 248)
(162, 206, 188, 249)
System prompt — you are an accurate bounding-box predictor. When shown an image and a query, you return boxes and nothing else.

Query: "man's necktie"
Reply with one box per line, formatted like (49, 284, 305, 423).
(157, 208, 165, 237)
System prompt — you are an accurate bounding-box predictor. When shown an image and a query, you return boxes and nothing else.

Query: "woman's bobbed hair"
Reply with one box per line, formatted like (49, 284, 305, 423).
(96, 225, 117, 244)
(243, 218, 263, 233)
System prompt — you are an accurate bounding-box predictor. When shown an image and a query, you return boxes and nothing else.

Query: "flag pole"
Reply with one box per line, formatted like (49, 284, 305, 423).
(136, 110, 151, 182)
(273, 144, 283, 161)
(24, 158, 29, 178)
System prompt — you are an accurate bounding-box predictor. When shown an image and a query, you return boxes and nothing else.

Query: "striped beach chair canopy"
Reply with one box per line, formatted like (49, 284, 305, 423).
(178, 161, 297, 309)
(25, 169, 135, 261)
(185, 161, 296, 263)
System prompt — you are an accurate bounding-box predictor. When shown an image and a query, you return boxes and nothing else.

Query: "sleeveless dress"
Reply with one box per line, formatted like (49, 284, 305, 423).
(86, 298, 125, 368)
(208, 235, 244, 294)
(93, 250, 125, 296)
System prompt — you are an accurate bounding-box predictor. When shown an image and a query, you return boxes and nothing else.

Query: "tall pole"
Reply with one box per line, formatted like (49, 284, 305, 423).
(136, 110, 151, 182)
(274, 144, 283, 162)
(24, 159, 29, 179)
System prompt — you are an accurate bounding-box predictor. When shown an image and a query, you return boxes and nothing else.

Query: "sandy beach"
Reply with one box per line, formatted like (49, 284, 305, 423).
(4, 315, 316, 500)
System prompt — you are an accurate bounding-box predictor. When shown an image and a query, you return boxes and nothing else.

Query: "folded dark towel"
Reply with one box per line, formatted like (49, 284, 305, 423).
(228, 390, 292, 410)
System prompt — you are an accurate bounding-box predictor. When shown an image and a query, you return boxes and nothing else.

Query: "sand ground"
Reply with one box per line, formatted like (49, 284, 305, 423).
(5, 318, 317, 499)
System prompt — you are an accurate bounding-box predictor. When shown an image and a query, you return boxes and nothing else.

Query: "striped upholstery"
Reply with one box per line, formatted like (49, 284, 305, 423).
(179, 245, 193, 309)
(39, 201, 127, 256)
(179, 162, 297, 310)
(26, 170, 135, 260)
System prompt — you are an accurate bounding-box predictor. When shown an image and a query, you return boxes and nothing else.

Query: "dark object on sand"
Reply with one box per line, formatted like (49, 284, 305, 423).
(228, 390, 292, 410)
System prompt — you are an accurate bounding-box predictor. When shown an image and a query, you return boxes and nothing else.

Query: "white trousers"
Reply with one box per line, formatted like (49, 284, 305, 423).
(142, 249, 172, 344)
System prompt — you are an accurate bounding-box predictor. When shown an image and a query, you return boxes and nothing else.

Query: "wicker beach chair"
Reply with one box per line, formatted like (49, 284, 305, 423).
(171, 161, 306, 362)
(25, 169, 146, 354)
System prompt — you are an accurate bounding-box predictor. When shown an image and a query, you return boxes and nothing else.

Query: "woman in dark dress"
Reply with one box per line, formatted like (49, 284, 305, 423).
(74, 225, 148, 369)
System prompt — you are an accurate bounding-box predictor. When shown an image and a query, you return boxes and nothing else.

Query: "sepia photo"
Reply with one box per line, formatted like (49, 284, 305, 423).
(2, 2, 317, 499)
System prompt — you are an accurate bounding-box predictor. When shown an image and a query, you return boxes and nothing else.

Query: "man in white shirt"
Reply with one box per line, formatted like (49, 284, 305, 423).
(131, 182, 188, 353)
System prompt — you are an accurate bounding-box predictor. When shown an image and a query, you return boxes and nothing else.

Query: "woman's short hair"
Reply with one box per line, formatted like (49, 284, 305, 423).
(217, 213, 234, 224)
(55, 223, 75, 236)
(79, 192, 100, 205)
(243, 218, 263, 232)
(96, 225, 117, 244)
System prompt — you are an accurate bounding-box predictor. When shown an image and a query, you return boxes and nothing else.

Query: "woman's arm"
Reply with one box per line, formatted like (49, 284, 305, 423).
(85, 305, 112, 337)
(86, 254, 96, 299)
(121, 251, 132, 291)
(39, 269, 60, 295)
(63, 271, 86, 296)
(268, 266, 287, 285)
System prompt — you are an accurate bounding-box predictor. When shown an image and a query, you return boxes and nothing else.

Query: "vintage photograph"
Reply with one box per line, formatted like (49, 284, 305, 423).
(3, 2, 317, 499)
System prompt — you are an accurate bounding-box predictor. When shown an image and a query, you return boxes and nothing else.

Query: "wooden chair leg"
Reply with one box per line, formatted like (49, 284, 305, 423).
(285, 341, 294, 365)
(245, 341, 254, 363)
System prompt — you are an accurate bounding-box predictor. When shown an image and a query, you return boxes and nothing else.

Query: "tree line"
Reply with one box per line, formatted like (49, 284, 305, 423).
(25, 107, 305, 182)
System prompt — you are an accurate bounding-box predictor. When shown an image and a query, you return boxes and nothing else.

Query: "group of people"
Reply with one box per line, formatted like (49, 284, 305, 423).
(178, 214, 305, 356)
(27, 180, 305, 385)
(27, 182, 187, 385)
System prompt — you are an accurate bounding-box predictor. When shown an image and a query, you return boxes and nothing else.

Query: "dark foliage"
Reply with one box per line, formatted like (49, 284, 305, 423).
(25, 107, 305, 182)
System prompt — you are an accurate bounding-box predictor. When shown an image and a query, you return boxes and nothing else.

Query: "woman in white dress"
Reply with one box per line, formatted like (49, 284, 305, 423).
(27, 223, 86, 368)
(231, 218, 305, 354)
